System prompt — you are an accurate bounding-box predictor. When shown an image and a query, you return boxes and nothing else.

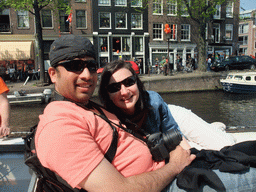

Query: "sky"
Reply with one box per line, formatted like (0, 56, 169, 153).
(240, 0, 256, 11)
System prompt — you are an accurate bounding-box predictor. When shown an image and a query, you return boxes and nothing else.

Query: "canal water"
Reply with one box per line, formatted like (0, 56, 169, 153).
(10, 90, 256, 133)
(160, 90, 256, 127)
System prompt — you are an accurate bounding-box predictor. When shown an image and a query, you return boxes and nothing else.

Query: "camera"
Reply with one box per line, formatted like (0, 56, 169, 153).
(146, 129, 182, 162)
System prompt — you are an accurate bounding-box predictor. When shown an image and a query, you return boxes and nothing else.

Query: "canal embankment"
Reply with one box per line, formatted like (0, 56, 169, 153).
(5, 70, 228, 96)
(139, 71, 226, 93)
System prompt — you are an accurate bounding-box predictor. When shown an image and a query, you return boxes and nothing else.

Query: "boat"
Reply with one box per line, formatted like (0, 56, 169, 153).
(0, 136, 35, 192)
(0, 126, 256, 191)
(6, 76, 52, 104)
(220, 72, 256, 93)
(7, 89, 52, 104)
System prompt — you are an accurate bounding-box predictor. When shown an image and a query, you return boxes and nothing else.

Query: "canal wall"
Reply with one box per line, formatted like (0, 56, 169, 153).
(6, 71, 227, 95)
(139, 71, 226, 93)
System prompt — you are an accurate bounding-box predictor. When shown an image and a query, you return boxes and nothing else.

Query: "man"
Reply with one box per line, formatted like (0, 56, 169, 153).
(35, 35, 256, 191)
(207, 55, 212, 71)
(16, 61, 24, 81)
(185, 55, 194, 72)
(0, 77, 10, 137)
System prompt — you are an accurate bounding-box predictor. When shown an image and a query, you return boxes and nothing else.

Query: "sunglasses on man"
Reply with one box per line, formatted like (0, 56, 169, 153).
(106, 76, 137, 93)
(56, 60, 98, 73)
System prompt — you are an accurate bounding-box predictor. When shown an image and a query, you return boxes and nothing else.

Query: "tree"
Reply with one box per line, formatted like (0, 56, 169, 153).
(147, 0, 236, 71)
(174, 0, 229, 71)
(1, 0, 70, 84)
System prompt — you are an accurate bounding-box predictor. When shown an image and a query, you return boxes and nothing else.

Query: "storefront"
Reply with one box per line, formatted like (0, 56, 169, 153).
(207, 45, 232, 61)
(0, 41, 35, 81)
(0, 41, 34, 61)
(149, 42, 197, 71)
(93, 32, 149, 74)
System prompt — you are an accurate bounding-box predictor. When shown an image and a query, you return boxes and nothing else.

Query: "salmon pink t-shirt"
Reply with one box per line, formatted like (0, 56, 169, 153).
(35, 101, 165, 189)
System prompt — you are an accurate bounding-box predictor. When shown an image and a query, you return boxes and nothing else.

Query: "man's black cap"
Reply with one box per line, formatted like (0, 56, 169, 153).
(49, 35, 96, 67)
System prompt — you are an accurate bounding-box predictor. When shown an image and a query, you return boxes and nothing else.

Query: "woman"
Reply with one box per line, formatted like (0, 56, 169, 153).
(99, 60, 236, 150)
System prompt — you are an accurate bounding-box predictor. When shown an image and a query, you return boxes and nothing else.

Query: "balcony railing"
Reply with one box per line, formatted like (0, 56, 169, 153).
(0, 23, 10, 32)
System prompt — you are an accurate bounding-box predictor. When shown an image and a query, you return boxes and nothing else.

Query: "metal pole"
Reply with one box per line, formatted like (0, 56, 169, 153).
(167, 37, 169, 75)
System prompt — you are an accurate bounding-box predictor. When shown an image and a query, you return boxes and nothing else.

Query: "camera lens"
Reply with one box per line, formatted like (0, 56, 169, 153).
(162, 129, 182, 151)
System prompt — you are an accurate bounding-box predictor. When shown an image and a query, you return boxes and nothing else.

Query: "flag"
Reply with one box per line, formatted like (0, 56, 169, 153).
(173, 24, 175, 39)
(66, 10, 72, 24)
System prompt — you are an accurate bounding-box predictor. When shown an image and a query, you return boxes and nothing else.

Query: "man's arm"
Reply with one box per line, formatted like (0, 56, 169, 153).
(0, 92, 10, 137)
(79, 145, 195, 192)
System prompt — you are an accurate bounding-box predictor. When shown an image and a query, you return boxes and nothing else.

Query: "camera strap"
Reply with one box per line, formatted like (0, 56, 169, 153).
(54, 92, 148, 148)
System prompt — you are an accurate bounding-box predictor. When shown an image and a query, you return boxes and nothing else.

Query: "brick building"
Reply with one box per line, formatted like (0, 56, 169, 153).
(148, 0, 240, 71)
(239, 9, 256, 57)
(0, 0, 93, 72)
(0, 0, 241, 74)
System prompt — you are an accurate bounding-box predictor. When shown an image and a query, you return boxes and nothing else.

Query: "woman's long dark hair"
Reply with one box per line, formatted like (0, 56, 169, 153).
(98, 60, 149, 117)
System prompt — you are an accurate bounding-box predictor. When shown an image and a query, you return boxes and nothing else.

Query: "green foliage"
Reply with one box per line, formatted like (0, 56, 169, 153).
(2, 0, 71, 15)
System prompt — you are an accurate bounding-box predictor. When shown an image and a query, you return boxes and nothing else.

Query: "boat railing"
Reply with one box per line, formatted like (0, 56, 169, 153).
(0, 137, 33, 191)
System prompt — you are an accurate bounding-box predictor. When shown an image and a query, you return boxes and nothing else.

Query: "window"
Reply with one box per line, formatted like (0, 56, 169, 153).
(213, 23, 220, 43)
(17, 10, 29, 28)
(214, 4, 221, 19)
(225, 24, 233, 40)
(131, 0, 142, 7)
(153, 23, 163, 40)
(167, 0, 177, 16)
(131, 13, 142, 29)
(135, 37, 143, 52)
(239, 48, 247, 55)
(122, 37, 130, 52)
(99, 12, 111, 28)
(115, 13, 127, 29)
(153, 0, 163, 15)
(113, 37, 121, 52)
(181, 24, 190, 41)
(112, 37, 130, 52)
(75, 0, 86, 2)
(246, 76, 251, 81)
(181, 0, 189, 16)
(99, 0, 110, 6)
(115, 0, 127, 6)
(76, 10, 86, 28)
(234, 75, 243, 80)
(41, 10, 52, 28)
(239, 36, 248, 45)
(239, 23, 249, 34)
(99, 37, 108, 52)
(0, 9, 10, 32)
(59, 10, 69, 32)
(226, 1, 233, 18)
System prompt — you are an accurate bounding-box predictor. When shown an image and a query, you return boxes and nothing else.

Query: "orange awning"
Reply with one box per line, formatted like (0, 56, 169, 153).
(0, 41, 34, 60)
